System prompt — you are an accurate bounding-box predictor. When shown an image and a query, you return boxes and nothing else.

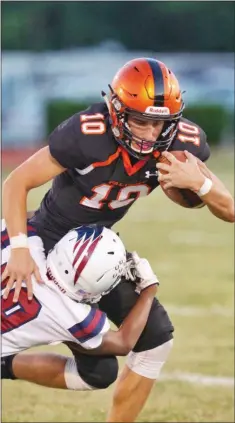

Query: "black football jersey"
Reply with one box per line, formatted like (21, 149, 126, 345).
(30, 102, 210, 252)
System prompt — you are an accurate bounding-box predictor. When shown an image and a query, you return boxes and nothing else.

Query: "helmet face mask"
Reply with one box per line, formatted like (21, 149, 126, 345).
(103, 58, 185, 159)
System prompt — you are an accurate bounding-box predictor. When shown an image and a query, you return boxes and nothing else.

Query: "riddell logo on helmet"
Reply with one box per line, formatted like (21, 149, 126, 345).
(145, 106, 170, 115)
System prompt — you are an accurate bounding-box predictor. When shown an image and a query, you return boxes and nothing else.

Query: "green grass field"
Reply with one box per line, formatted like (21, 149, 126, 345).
(2, 148, 234, 422)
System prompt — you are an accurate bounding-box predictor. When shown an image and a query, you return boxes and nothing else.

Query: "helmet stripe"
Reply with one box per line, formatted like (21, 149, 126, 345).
(147, 59, 165, 106)
(72, 226, 104, 284)
(74, 234, 102, 284)
(73, 237, 91, 266)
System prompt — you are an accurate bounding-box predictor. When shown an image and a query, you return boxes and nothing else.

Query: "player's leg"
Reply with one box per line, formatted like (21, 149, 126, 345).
(2, 353, 69, 388)
(98, 279, 174, 422)
(1, 352, 118, 391)
(106, 340, 173, 422)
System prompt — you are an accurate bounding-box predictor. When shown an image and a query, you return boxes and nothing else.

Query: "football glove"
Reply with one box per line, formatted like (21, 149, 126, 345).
(123, 252, 137, 281)
(125, 252, 159, 292)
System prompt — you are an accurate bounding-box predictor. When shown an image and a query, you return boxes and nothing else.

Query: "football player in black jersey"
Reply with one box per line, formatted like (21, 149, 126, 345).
(3, 58, 234, 422)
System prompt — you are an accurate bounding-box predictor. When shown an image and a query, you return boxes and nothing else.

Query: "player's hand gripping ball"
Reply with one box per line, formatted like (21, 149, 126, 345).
(157, 151, 211, 208)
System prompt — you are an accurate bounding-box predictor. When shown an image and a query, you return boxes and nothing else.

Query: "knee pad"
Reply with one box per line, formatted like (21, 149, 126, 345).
(73, 354, 118, 389)
(126, 339, 173, 379)
(1, 355, 17, 380)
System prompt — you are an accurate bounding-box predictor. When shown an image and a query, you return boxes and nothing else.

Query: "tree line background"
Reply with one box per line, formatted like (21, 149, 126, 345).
(2, 1, 234, 52)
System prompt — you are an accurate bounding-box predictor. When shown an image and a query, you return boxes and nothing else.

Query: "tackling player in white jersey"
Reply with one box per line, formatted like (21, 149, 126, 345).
(1, 222, 160, 392)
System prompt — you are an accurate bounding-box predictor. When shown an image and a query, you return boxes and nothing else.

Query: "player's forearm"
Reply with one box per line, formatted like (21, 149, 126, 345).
(3, 174, 28, 237)
(78, 286, 157, 357)
(193, 178, 234, 222)
(117, 286, 157, 353)
(203, 189, 234, 222)
(194, 162, 234, 222)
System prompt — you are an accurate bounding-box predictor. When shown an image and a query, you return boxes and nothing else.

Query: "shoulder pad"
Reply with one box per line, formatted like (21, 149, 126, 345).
(48, 102, 115, 168)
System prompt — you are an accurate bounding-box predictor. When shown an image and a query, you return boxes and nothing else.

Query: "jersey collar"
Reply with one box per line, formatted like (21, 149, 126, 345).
(120, 148, 160, 176)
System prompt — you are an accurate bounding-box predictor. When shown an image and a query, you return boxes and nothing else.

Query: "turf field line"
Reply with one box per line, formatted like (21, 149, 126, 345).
(160, 372, 234, 387)
(166, 304, 234, 317)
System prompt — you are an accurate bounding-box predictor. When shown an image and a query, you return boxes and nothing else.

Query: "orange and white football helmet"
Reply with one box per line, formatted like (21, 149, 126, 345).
(102, 58, 185, 159)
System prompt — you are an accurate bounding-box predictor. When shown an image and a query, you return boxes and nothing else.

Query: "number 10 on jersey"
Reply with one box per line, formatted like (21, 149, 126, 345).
(81, 114, 106, 135)
(80, 183, 151, 210)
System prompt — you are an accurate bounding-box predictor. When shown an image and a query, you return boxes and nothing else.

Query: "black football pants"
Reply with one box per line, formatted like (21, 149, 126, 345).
(66, 278, 174, 388)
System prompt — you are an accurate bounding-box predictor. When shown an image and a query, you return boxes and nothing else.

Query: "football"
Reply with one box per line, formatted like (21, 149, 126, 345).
(158, 150, 211, 208)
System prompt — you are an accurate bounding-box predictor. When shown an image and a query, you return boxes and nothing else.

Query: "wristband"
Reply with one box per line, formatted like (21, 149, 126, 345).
(10, 233, 29, 249)
(197, 177, 213, 197)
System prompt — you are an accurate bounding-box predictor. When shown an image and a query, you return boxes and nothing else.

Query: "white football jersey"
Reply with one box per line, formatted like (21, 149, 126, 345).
(1, 220, 110, 357)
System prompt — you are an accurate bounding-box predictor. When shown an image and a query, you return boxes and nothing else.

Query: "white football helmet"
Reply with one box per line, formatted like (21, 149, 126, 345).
(46, 226, 127, 303)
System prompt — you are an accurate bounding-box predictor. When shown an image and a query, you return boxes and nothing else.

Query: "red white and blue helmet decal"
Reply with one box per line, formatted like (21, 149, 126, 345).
(72, 226, 103, 285)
